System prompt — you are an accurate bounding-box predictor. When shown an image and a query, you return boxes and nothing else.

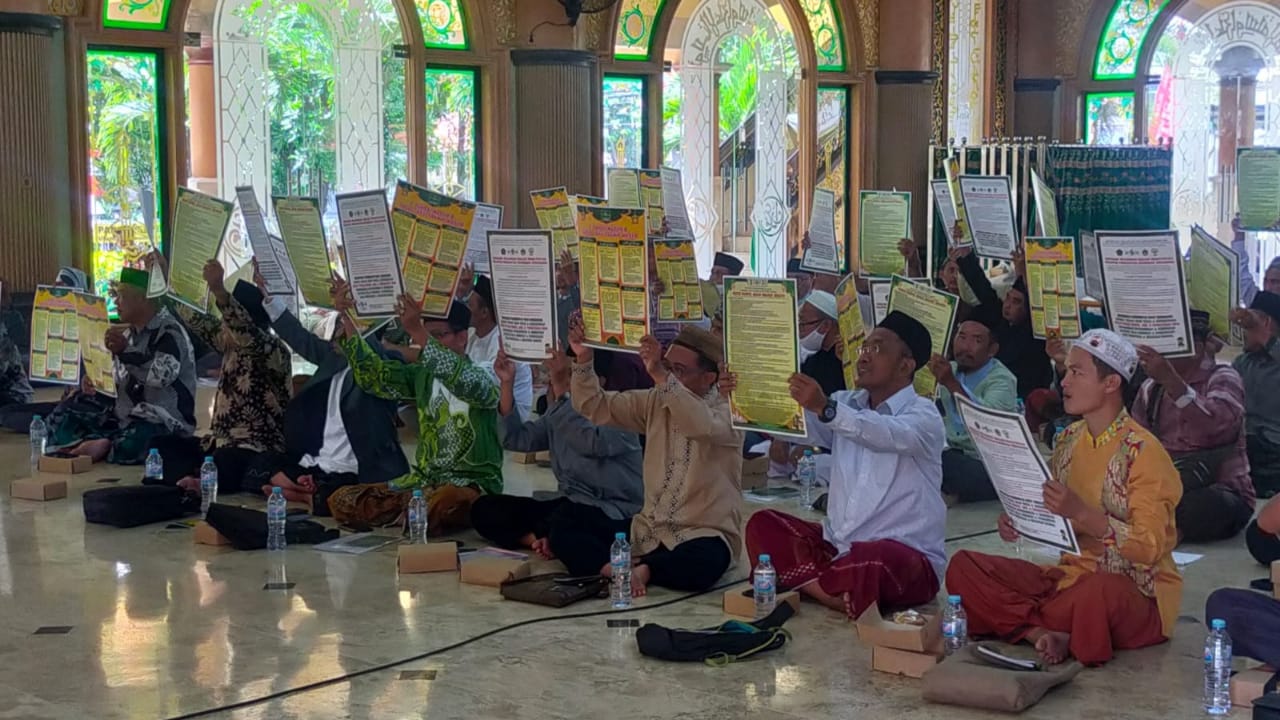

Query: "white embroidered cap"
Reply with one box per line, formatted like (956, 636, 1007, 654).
(802, 290, 838, 321)
(1072, 328, 1138, 381)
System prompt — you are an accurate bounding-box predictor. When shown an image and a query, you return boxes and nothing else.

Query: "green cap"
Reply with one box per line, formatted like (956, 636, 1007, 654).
(118, 267, 150, 292)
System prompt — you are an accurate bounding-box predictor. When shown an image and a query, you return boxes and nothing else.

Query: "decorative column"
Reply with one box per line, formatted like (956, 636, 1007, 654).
(1010, 0, 1059, 140)
(185, 41, 218, 196)
(1214, 46, 1264, 175)
(509, 49, 599, 229)
(876, 0, 937, 246)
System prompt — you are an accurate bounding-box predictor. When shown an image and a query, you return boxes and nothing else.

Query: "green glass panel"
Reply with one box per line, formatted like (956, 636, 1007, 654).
(416, 0, 468, 50)
(603, 75, 645, 169)
(1085, 92, 1135, 145)
(424, 68, 478, 200)
(614, 0, 666, 61)
(102, 0, 172, 31)
(1094, 0, 1170, 80)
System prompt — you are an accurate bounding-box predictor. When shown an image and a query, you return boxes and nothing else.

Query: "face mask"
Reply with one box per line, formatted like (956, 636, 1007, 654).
(800, 328, 825, 354)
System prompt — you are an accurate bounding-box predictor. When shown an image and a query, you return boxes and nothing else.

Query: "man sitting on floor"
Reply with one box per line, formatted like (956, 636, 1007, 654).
(471, 345, 644, 571)
(461, 274, 534, 420)
(148, 259, 292, 493)
(1247, 496, 1280, 566)
(569, 323, 742, 596)
(254, 269, 409, 513)
(326, 281, 501, 534)
(742, 311, 946, 620)
(1205, 588, 1280, 670)
(1232, 291, 1280, 499)
(947, 329, 1182, 666)
(934, 316, 1018, 504)
(54, 268, 197, 464)
(1130, 310, 1254, 542)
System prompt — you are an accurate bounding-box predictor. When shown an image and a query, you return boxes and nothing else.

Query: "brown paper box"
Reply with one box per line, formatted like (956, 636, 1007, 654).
(1230, 666, 1276, 708)
(722, 585, 800, 618)
(740, 456, 769, 491)
(397, 542, 458, 574)
(510, 452, 539, 465)
(460, 557, 527, 587)
(37, 455, 92, 475)
(871, 645, 942, 679)
(854, 601, 943, 655)
(534, 450, 551, 464)
(11, 477, 68, 501)
(193, 521, 231, 546)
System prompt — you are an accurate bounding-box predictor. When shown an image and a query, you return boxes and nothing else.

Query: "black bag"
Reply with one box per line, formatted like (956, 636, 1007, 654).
(83, 485, 199, 528)
(204, 503, 339, 550)
(1256, 673, 1280, 720)
(499, 573, 608, 608)
(636, 603, 795, 665)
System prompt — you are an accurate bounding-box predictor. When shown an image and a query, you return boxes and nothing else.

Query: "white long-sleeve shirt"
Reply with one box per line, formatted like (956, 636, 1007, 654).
(467, 326, 534, 421)
(800, 384, 948, 582)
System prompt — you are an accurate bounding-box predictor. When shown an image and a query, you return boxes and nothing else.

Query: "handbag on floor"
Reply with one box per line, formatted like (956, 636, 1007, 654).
(1256, 673, 1280, 720)
(499, 573, 608, 608)
(636, 603, 795, 666)
(204, 503, 338, 550)
(83, 485, 199, 528)
(922, 643, 1082, 712)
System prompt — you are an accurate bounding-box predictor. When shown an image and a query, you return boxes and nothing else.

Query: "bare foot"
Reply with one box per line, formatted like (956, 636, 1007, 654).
(70, 438, 111, 462)
(275, 487, 314, 507)
(176, 476, 200, 492)
(797, 580, 846, 613)
(268, 472, 306, 493)
(295, 474, 317, 493)
(531, 537, 555, 560)
(1027, 627, 1071, 665)
(631, 563, 651, 598)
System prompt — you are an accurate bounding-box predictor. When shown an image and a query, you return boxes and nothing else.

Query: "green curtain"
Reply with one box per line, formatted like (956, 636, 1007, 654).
(1045, 146, 1172, 242)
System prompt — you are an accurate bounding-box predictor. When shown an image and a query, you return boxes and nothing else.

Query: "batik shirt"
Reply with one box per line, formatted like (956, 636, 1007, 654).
(113, 308, 197, 433)
(0, 322, 33, 406)
(174, 297, 291, 453)
(341, 333, 502, 494)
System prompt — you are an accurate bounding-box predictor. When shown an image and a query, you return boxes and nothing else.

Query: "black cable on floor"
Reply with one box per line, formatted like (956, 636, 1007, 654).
(162, 576, 749, 720)
(164, 527, 1001, 718)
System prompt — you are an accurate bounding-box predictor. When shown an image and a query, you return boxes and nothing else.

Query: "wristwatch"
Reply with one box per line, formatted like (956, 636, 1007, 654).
(819, 398, 838, 423)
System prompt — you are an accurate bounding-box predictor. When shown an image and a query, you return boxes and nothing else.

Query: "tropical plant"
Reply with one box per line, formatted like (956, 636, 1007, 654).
(424, 68, 477, 199)
(86, 52, 157, 228)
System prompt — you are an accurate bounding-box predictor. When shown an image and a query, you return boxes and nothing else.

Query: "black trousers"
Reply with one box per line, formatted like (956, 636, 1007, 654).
(1247, 434, 1280, 499)
(940, 448, 997, 503)
(147, 435, 273, 495)
(1175, 486, 1253, 543)
(471, 495, 632, 577)
(1247, 520, 1280, 566)
(0, 401, 59, 433)
(639, 539, 733, 592)
(264, 455, 361, 518)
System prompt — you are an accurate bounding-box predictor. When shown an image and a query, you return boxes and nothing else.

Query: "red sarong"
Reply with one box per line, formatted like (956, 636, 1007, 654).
(744, 510, 939, 619)
(945, 550, 1166, 665)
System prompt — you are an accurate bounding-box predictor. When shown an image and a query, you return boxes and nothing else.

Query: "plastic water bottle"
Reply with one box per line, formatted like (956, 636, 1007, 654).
(267, 487, 287, 551)
(610, 532, 632, 609)
(942, 595, 968, 655)
(1203, 618, 1232, 715)
(796, 450, 816, 508)
(407, 489, 428, 544)
(28, 415, 46, 472)
(199, 456, 218, 517)
(754, 554, 777, 619)
(144, 448, 163, 483)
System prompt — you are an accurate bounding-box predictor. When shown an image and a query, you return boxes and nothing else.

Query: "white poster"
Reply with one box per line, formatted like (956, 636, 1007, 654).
(660, 167, 693, 241)
(1097, 230, 1194, 358)
(336, 190, 405, 319)
(465, 203, 503, 275)
(1080, 230, 1104, 301)
(958, 176, 1018, 260)
(486, 230, 557, 363)
(801, 189, 840, 274)
(869, 279, 891, 325)
(931, 180, 959, 247)
(956, 397, 1080, 554)
(235, 186, 294, 296)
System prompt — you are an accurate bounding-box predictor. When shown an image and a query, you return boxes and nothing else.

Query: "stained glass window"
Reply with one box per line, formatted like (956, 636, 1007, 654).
(603, 75, 646, 169)
(614, 0, 666, 61)
(801, 0, 845, 72)
(1085, 92, 1135, 145)
(102, 0, 172, 31)
(416, 0, 468, 50)
(425, 68, 479, 200)
(1093, 0, 1170, 80)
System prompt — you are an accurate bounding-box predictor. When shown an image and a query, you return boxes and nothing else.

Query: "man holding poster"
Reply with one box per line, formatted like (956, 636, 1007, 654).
(1097, 230, 1194, 358)
(947, 329, 1182, 666)
(741, 311, 947, 620)
(723, 277, 805, 438)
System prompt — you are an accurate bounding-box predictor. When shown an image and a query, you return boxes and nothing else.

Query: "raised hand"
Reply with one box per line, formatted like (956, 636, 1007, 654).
(788, 372, 826, 414)
(997, 512, 1019, 543)
(638, 335, 666, 383)
(494, 347, 516, 385)
(331, 279, 355, 315)
(717, 363, 737, 399)
(567, 312, 591, 363)
(395, 293, 426, 343)
(202, 259, 228, 299)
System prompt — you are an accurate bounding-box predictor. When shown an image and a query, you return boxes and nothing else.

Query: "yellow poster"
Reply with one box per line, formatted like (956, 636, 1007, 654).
(75, 292, 117, 397)
(640, 170, 666, 235)
(886, 276, 959, 398)
(1024, 236, 1081, 340)
(1188, 225, 1239, 342)
(392, 181, 476, 317)
(29, 286, 81, 386)
(836, 274, 866, 390)
(723, 277, 807, 438)
(273, 196, 335, 309)
(576, 206, 649, 352)
(169, 187, 233, 313)
(531, 187, 578, 259)
(653, 239, 703, 322)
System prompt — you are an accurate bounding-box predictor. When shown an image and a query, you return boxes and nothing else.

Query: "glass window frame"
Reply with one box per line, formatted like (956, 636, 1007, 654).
(602, 73, 650, 172)
(817, 83, 852, 272)
(1083, 90, 1137, 145)
(423, 63, 483, 202)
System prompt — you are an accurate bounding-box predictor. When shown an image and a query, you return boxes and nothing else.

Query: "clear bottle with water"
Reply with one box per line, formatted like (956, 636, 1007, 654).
(144, 448, 163, 483)
(267, 486, 287, 551)
(796, 449, 816, 509)
(199, 456, 218, 517)
(28, 415, 46, 472)
(1204, 618, 1232, 715)
(610, 532, 632, 609)
(407, 489, 428, 544)
(754, 554, 777, 619)
(942, 595, 968, 655)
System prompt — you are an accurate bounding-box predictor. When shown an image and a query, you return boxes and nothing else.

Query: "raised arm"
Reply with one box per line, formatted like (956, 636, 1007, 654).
(415, 338, 498, 410)
(825, 397, 945, 457)
(264, 297, 339, 366)
(653, 375, 741, 446)
(552, 400, 643, 458)
(570, 361, 651, 435)
(956, 250, 1000, 307)
(1233, 220, 1260, 306)
(168, 299, 223, 353)
(1180, 367, 1247, 447)
(339, 332, 420, 401)
(497, 409, 551, 454)
(215, 292, 271, 349)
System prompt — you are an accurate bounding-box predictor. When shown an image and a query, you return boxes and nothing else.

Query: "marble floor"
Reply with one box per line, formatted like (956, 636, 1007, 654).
(0, 427, 1267, 720)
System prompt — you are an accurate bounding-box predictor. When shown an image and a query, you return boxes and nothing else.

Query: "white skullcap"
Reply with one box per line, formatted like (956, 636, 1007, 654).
(802, 290, 838, 321)
(1072, 329, 1139, 381)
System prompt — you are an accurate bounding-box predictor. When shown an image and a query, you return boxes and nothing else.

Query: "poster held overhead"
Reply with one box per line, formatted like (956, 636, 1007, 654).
(168, 187, 233, 312)
(802, 188, 841, 275)
(273, 196, 334, 309)
(660, 167, 694, 241)
(486, 230, 557, 363)
(1237, 147, 1280, 231)
(530, 187, 578, 259)
(606, 168, 642, 209)
(465, 203, 503, 276)
(958, 175, 1018, 260)
(1096, 230, 1194, 358)
(235, 186, 293, 296)
(835, 275, 866, 390)
(858, 191, 910, 277)
(1080, 230, 1104, 301)
(723, 277, 807, 438)
(1187, 226, 1239, 343)
(1030, 171, 1061, 238)
(885, 276, 959, 398)
(931, 180, 960, 247)
(391, 181, 475, 318)
(336, 190, 404, 320)
(576, 206, 649, 352)
(1024, 237, 1081, 339)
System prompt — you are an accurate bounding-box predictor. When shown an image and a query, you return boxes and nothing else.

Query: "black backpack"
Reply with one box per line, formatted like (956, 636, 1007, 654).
(1256, 673, 1280, 720)
(636, 603, 795, 666)
(204, 503, 339, 550)
(83, 485, 199, 528)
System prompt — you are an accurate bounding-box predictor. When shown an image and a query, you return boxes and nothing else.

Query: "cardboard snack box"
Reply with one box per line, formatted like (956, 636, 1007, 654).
(38, 454, 93, 475)
(11, 477, 69, 501)
(397, 542, 459, 574)
(854, 601, 943, 655)
(460, 556, 528, 587)
(1231, 666, 1276, 709)
(722, 585, 801, 618)
(193, 521, 232, 546)
(871, 645, 942, 678)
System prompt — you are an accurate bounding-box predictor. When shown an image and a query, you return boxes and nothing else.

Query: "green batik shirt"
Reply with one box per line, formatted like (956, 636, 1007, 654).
(340, 334, 503, 495)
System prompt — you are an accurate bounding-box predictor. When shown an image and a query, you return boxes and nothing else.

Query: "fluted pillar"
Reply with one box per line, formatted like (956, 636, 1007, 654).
(510, 49, 599, 228)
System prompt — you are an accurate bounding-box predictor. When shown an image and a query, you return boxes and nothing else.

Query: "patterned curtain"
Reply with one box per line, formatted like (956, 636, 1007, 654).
(1044, 146, 1172, 242)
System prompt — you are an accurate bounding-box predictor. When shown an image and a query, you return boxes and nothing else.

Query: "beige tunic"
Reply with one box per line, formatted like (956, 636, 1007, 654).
(571, 362, 744, 561)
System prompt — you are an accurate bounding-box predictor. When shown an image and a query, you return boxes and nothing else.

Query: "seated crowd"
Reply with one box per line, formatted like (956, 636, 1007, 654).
(1, 235, 1278, 671)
